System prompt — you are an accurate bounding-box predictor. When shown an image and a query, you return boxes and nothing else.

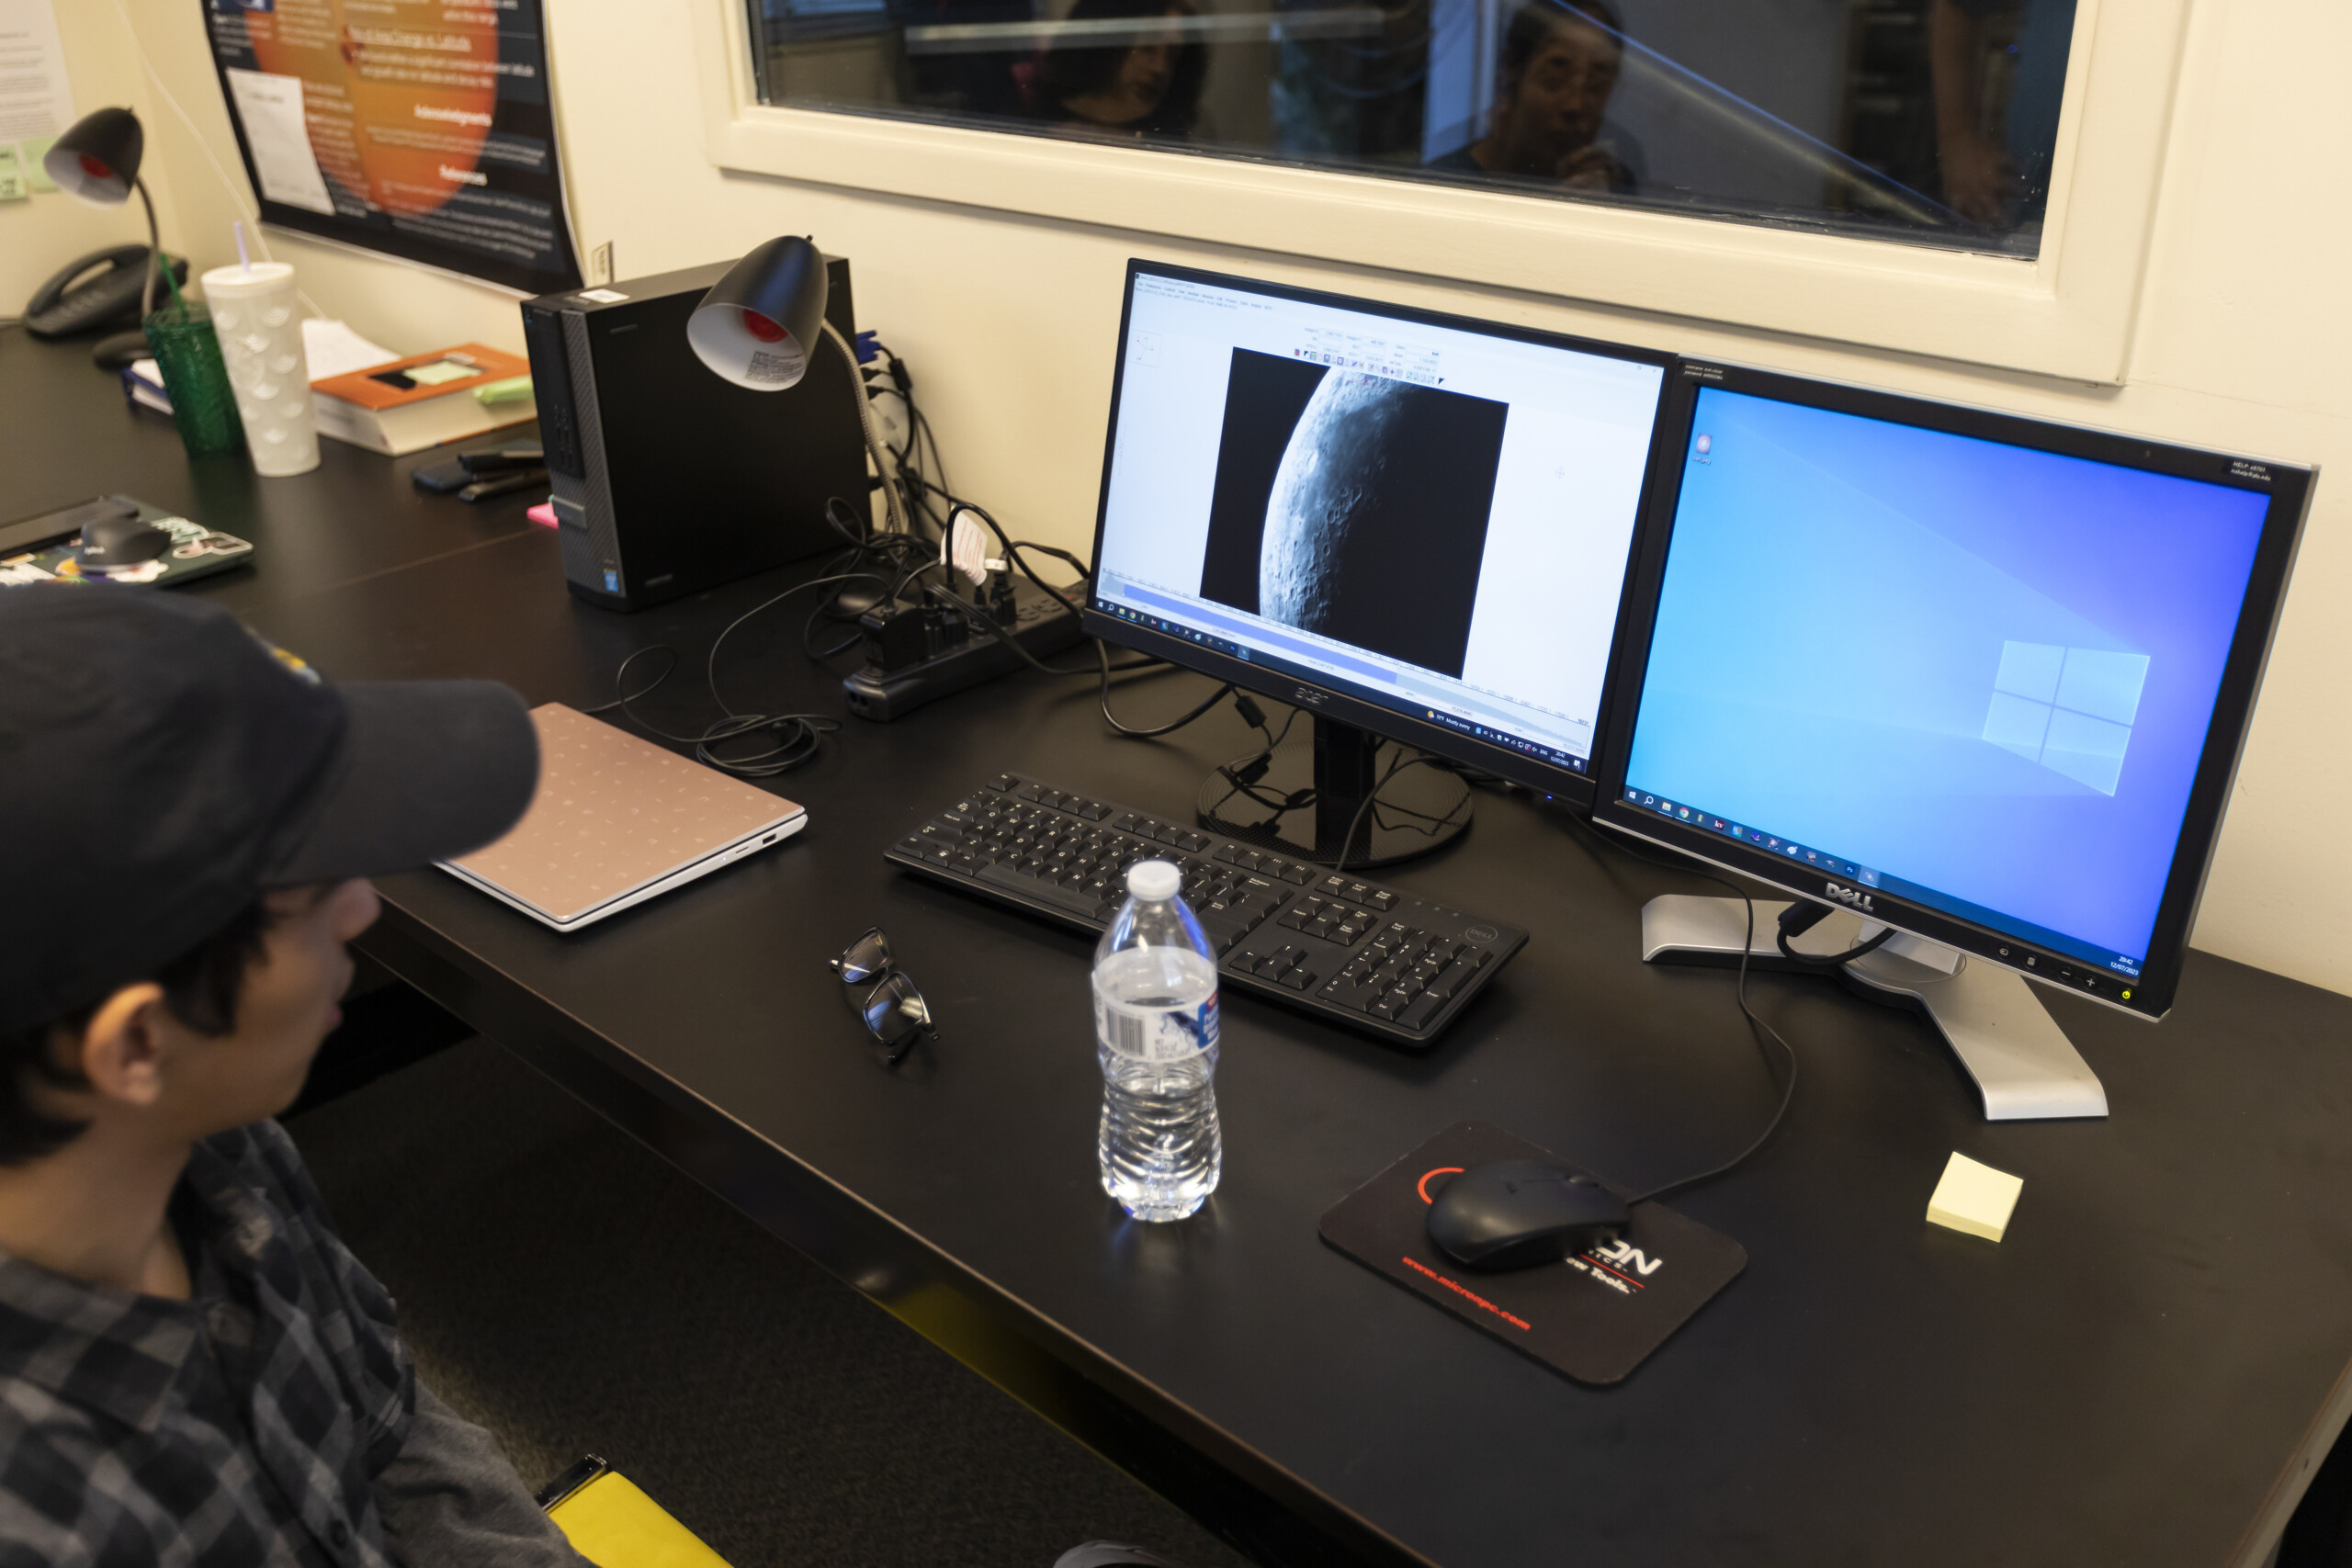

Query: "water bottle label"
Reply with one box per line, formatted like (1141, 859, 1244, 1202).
(1096, 992, 1219, 1063)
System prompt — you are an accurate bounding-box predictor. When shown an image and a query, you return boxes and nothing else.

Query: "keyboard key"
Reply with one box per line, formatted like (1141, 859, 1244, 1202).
(897, 775, 1517, 1043)
(978, 861, 1103, 917)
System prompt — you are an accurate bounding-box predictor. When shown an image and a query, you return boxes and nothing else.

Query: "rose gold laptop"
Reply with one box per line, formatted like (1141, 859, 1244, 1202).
(438, 704, 807, 931)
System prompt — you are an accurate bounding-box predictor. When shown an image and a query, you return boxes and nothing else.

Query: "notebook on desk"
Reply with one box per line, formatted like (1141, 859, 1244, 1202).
(439, 704, 805, 931)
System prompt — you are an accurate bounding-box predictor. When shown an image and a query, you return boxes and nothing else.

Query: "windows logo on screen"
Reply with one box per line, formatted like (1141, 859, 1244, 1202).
(1982, 641, 2150, 795)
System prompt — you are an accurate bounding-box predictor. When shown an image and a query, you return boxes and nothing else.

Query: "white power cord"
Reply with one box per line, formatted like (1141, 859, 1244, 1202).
(107, 0, 327, 320)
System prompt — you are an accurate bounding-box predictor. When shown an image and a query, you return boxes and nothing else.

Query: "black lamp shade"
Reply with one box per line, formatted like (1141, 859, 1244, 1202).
(685, 236, 830, 391)
(45, 107, 143, 206)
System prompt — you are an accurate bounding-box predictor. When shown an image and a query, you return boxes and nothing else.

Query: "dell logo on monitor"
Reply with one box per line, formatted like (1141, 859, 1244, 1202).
(1824, 880, 1874, 911)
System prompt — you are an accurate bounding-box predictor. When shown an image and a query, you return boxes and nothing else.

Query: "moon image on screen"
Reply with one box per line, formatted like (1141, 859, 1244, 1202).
(1258, 369, 1415, 634)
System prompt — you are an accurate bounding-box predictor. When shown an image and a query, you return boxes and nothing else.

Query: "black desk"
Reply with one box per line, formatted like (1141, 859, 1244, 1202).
(14, 327, 2352, 1568)
(0, 325, 543, 615)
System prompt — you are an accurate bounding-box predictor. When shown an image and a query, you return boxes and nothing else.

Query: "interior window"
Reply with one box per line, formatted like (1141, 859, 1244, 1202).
(747, 0, 2076, 256)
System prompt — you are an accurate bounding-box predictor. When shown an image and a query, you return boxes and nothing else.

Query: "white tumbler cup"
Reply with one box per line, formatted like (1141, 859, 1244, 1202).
(201, 262, 320, 477)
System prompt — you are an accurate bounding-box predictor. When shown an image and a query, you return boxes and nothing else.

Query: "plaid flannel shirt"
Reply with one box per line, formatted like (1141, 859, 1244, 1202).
(0, 1121, 419, 1567)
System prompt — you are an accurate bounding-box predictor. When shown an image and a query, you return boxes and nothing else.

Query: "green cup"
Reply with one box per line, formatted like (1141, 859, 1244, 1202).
(143, 302, 246, 458)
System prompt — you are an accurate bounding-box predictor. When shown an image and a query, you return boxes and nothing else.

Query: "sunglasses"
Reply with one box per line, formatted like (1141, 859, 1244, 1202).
(830, 927, 937, 1061)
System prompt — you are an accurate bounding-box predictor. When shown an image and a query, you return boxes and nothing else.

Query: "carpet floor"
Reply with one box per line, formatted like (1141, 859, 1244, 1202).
(285, 1034, 1251, 1568)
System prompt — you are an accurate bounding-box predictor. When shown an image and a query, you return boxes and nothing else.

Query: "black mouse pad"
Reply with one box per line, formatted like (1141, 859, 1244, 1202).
(1318, 1122, 1747, 1385)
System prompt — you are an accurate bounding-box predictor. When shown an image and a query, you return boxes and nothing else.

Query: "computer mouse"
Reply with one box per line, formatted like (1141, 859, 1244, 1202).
(1426, 1159, 1631, 1270)
(79, 513, 174, 569)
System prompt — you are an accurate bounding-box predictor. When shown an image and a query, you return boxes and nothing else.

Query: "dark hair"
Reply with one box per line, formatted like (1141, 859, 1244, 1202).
(0, 901, 272, 1166)
(1500, 0, 1623, 88)
(1035, 0, 1209, 138)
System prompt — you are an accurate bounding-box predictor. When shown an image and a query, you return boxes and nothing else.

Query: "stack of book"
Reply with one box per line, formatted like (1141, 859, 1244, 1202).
(120, 325, 535, 458)
(311, 344, 536, 456)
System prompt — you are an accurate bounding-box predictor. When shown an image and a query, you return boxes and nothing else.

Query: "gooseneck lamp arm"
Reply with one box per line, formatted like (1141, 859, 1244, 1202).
(820, 319, 909, 537)
(684, 235, 910, 538)
(133, 176, 162, 320)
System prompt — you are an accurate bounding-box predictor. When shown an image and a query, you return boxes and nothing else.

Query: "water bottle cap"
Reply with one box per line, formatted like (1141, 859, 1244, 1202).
(1126, 859, 1181, 901)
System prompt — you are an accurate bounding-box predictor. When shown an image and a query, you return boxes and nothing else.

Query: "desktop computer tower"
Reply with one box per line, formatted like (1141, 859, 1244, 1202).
(522, 256, 866, 612)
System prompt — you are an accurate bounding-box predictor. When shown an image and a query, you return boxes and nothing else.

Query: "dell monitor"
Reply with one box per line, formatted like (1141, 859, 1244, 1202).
(1082, 261, 1673, 866)
(1596, 360, 2312, 1119)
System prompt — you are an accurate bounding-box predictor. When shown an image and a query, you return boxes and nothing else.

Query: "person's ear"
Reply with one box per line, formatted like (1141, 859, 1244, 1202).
(74, 983, 175, 1110)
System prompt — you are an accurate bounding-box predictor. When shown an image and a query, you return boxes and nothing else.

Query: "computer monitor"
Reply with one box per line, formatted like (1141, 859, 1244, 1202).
(1082, 261, 1673, 865)
(1595, 360, 2312, 1116)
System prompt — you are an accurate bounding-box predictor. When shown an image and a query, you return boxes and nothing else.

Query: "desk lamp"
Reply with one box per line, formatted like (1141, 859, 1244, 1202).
(685, 235, 909, 536)
(44, 107, 181, 367)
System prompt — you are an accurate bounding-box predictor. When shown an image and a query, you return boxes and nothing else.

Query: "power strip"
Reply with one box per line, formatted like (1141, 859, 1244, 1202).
(841, 577, 1085, 722)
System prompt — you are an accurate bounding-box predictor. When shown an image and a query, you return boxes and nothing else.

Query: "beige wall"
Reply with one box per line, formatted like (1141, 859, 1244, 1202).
(1, 0, 190, 319)
(104, 0, 2352, 998)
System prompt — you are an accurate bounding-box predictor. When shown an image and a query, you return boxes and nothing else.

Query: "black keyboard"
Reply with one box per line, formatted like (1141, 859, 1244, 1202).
(885, 772, 1526, 1046)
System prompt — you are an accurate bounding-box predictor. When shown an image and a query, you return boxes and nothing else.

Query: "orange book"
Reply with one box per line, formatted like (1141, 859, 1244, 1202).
(311, 343, 536, 457)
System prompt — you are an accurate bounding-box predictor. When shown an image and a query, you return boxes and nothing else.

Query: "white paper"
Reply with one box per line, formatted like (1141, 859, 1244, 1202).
(300, 319, 400, 380)
(0, 0, 73, 143)
(224, 67, 334, 216)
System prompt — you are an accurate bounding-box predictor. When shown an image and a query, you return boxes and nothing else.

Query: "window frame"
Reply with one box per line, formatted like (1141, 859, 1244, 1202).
(690, 0, 2174, 383)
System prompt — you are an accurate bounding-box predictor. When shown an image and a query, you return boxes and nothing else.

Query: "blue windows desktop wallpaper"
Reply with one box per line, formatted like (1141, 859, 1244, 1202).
(1623, 389, 2269, 966)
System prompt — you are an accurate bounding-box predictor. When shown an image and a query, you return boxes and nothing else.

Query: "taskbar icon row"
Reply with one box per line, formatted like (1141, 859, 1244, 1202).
(1097, 602, 1248, 661)
(1624, 787, 1880, 886)
(1420, 707, 1585, 773)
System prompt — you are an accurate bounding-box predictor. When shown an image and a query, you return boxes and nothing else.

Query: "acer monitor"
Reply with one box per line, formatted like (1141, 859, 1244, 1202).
(1595, 359, 2313, 1119)
(1082, 261, 1673, 867)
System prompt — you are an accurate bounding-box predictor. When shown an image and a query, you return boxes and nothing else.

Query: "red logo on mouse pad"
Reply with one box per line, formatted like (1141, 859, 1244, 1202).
(1319, 1122, 1746, 1384)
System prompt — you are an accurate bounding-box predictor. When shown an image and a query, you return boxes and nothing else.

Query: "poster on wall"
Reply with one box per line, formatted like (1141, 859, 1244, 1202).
(202, 0, 582, 295)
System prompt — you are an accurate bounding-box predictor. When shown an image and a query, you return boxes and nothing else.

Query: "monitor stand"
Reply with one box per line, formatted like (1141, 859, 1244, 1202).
(1197, 716, 1471, 871)
(1641, 896, 2109, 1122)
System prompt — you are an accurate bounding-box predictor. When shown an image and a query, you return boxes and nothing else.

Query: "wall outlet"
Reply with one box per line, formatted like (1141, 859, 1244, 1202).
(588, 241, 614, 286)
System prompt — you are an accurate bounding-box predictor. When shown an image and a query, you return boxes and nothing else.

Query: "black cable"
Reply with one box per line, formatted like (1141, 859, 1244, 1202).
(1097, 638, 1236, 735)
(1331, 752, 1472, 872)
(918, 582, 1104, 677)
(582, 572, 882, 777)
(903, 481, 1091, 627)
(1205, 704, 1311, 815)
(1774, 920, 1894, 968)
(1555, 810, 1799, 1206)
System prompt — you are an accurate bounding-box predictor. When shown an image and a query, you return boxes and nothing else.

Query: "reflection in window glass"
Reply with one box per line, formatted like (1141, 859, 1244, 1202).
(749, 0, 2075, 255)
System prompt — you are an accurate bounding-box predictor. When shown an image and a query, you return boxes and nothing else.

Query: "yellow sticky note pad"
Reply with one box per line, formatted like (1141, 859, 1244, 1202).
(23, 136, 58, 193)
(1927, 1152, 2023, 1243)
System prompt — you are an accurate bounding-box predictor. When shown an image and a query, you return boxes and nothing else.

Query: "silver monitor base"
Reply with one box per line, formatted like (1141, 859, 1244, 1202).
(1641, 896, 2109, 1122)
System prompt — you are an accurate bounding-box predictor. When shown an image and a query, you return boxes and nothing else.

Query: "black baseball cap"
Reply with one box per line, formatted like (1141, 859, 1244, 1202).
(0, 586, 539, 1035)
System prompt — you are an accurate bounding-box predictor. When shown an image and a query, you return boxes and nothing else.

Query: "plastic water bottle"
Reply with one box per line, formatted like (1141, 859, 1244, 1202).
(1094, 858, 1222, 1222)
